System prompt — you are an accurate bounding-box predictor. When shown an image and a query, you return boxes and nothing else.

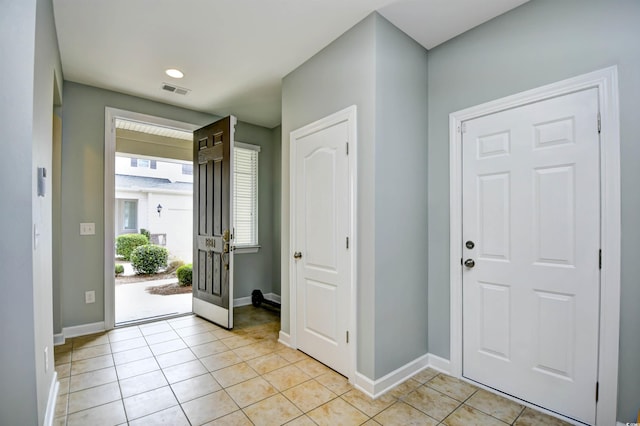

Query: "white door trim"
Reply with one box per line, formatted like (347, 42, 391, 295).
(289, 105, 358, 382)
(449, 66, 620, 425)
(104, 107, 200, 329)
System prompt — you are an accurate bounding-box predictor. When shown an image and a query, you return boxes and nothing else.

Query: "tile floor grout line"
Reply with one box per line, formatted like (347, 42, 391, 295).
(147, 324, 196, 426)
(108, 333, 128, 426)
(59, 311, 564, 426)
(170, 325, 202, 426)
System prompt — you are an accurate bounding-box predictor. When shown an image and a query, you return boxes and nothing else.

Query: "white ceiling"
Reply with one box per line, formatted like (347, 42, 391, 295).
(53, 0, 528, 128)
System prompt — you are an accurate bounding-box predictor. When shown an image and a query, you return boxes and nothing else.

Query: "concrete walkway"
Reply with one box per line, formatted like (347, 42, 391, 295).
(115, 262, 192, 324)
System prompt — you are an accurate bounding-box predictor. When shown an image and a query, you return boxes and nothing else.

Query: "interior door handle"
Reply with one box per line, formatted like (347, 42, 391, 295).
(293, 252, 302, 259)
(464, 259, 475, 268)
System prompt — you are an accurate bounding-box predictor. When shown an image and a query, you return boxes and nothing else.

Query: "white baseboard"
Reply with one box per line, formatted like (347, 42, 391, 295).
(234, 296, 252, 307)
(62, 321, 105, 338)
(353, 353, 430, 398)
(265, 293, 281, 304)
(53, 333, 65, 346)
(278, 331, 291, 347)
(234, 292, 281, 307)
(353, 372, 376, 396)
(426, 353, 451, 374)
(43, 371, 59, 426)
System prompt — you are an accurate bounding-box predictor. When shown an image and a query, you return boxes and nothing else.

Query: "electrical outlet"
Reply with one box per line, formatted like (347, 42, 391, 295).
(44, 347, 49, 372)
(85, 290, 95, 304)
(80, 222, 95, 235)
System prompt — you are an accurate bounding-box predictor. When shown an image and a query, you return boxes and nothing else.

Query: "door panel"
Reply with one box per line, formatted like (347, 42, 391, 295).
(193, 116, 235, 328)
(293, 119, 350, 376)
(462, 88, 600, 424)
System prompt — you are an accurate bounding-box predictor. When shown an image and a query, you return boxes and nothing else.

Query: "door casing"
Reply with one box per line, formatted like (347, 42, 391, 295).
(449, 66, 620, 425)
(288, 105, 358, 382)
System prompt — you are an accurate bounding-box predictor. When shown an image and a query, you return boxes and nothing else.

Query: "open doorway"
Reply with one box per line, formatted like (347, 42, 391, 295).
(110, 116, 197, 325)
(104, 108, 281, 331)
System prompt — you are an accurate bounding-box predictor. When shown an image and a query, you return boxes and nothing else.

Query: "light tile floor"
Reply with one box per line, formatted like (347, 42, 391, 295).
(54, 306, 571, 425)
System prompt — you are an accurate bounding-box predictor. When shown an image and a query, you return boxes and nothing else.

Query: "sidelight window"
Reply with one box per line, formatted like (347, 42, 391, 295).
(233, 143, 260, 248)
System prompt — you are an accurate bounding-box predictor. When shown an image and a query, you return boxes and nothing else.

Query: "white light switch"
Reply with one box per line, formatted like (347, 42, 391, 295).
(80, 223, 95, 235)
(85, 291, 95, 304)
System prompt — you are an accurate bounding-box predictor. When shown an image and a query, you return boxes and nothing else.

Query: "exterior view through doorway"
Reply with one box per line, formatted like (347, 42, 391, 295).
(113, 119, 195, 325)
(105, 109, 269, 331)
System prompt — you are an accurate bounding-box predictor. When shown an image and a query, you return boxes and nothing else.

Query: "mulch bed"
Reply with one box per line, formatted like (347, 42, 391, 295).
(115, 272, 177, 284)
(115, 269, 191, 296)
(145, 282, 192, 296)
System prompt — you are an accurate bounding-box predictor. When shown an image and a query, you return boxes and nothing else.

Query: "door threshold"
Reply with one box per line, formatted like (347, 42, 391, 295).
(115, 311, 193, 328)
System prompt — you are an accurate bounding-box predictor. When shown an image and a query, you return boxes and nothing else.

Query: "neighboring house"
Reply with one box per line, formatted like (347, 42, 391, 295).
(115, 156, 193, 262)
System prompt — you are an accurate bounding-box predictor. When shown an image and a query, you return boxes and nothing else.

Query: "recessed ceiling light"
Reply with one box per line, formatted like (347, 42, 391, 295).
(165, 68, 184, 79)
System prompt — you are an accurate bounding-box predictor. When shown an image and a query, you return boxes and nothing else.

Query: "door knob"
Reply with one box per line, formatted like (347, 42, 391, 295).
(464, 258, 475, 268)
(293, 252, 302, 259)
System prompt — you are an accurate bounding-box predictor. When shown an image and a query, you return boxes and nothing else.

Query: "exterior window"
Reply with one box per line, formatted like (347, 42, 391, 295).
(131, 158, 156, 169)
(233, 143, 260, 247)
(123, 200, 138, 231)
(182, 163, 193, 175)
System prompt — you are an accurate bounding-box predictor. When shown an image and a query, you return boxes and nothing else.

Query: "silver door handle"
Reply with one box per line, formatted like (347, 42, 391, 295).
(464, 259, 475, 268)
(293, 252, 302, 259)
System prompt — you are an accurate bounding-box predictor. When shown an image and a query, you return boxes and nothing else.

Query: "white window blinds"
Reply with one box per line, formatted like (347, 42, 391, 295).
(233, 142, 260, 246)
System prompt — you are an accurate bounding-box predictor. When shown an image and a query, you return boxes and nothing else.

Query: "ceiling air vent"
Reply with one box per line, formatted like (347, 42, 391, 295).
(161, 83, 190, 96)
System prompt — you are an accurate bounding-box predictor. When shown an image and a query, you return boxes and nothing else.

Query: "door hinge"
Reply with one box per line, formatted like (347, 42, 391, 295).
(346, 331, 349, 343)
(597, 112, 601, 134)
(346, 142, 349, 155)
(595, 381, 599, 402)
(346, 237, 349, 249)
(599, 249, 602, 269)
(461, 122, 467, 133)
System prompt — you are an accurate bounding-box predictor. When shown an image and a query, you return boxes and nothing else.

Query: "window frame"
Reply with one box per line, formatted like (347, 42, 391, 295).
(122, 199, 138, 231)
(233, 141, 261, 253)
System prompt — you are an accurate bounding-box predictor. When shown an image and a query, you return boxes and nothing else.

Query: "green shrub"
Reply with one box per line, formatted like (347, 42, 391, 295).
(116, 233, 149, 260)
(176, 264, 193, 286)
(130, 244, 168, 274)
(140, 228, 151, 241)
(115, 264, 124, 276)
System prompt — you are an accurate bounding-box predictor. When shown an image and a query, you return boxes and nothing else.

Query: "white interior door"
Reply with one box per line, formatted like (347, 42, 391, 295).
(462, 88, 600, 424)
(292, 116, 351, 376)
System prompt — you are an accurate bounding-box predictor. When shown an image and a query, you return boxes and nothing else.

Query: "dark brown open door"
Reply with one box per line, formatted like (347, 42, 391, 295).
(192, 116, 236, 328)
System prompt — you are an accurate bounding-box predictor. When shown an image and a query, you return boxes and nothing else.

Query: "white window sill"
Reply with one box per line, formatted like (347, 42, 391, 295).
(234, 245, 260, 254)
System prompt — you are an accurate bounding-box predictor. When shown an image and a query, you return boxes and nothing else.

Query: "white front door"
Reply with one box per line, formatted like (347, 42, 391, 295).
(462, 88, 600, 424)
(291, 112, 352, 376)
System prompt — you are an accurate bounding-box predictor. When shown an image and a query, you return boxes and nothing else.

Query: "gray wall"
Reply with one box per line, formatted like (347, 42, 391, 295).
(282, 14, 378, 377)
(374, 16, 429, 377)
(59, 82, 280, 330)
(271, 126, 282, 295)
(282, 13, 429, 380)
(0, 0, 62, 423)
(234, 122, 279, 299)
(426, 0, 640, 421)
